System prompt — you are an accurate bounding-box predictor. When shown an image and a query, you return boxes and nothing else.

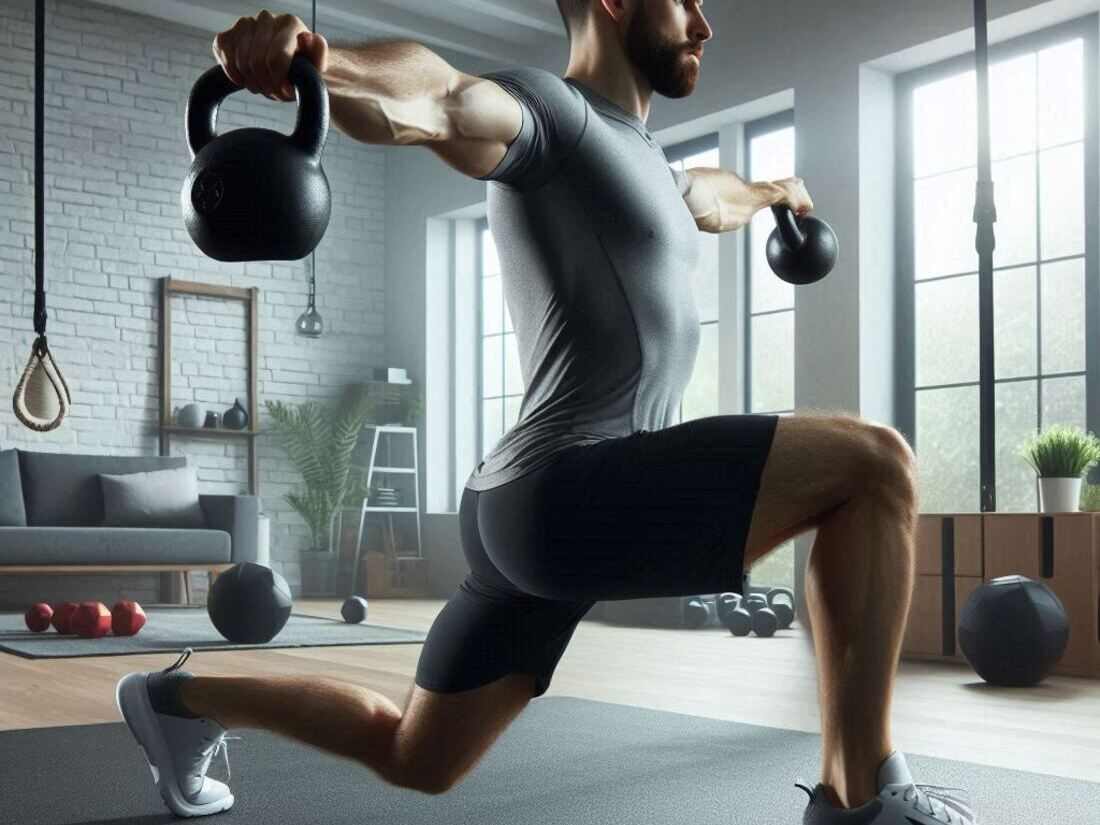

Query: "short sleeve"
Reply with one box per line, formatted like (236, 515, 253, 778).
(477, 66, 587, 190)
(670, 165, 690, 196)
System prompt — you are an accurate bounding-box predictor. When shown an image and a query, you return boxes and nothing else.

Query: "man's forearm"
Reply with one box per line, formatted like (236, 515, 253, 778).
(323, 40, 455, 145)
(683, 168, 785, 234)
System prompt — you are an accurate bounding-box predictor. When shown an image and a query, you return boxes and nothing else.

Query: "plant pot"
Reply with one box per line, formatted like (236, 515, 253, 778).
(1038, 477, 1082, 513)
(299, 552, 338, 597)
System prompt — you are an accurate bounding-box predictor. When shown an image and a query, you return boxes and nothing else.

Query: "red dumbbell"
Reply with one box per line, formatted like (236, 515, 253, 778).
(111, 601, 147, 636)
(72, 602, 112, 639)
(24, 603, 53, 632)
(50, 602, 80, 634)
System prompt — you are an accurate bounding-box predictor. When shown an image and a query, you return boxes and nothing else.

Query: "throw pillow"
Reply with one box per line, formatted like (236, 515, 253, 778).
(0, 449, 27, 527)
(100, 465, 206, 528)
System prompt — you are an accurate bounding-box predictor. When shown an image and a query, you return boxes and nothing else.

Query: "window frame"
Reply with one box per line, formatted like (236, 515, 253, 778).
(894, 14, 1100, 508)
(743, 110, 796, 417)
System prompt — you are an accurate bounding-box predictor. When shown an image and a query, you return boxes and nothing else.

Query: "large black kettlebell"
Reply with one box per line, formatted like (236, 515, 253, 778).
(182, 55, 331, 262)
(766, 205, 839, 285)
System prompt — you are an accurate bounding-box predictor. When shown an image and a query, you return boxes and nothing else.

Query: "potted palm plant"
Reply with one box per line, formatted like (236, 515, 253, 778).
(1017, 424, 1100, 513)
(266, 386, 373, 596)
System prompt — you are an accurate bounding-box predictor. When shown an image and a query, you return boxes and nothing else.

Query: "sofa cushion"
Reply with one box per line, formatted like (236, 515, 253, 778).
(0, 528, 231, 566)
(18, 451, 187, 526)
(101, 466, 205, 528)
(0, 450, 26, 527)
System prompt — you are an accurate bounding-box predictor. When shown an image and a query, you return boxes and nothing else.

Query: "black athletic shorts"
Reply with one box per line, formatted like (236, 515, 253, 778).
(414, 414, 780, 697)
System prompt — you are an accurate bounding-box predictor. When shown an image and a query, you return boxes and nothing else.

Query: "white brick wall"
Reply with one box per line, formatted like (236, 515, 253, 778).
(0, 0, 387, 605)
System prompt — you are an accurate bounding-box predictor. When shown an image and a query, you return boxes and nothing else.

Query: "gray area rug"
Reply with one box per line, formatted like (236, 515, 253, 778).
(0, 607, 425, 659)
(1, 697, 1095, 825)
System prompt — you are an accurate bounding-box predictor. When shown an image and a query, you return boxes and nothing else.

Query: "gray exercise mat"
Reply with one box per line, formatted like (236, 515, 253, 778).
(0, 607, 425, 659)
(0, 697, 1095, 825)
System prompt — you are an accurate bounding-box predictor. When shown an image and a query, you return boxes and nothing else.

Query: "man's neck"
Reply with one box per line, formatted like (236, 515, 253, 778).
(563, 47, 653, 122)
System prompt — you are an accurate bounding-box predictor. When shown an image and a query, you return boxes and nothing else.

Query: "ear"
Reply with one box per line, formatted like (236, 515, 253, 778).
(597, 0, 629, 25)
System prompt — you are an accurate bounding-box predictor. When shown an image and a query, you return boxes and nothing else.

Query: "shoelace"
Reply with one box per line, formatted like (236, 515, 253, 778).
(198, 733, 241, 783)
(904, 783, 971, 823)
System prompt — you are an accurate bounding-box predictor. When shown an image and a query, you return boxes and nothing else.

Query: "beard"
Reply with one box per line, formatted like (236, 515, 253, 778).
(625, 2, 700, 98)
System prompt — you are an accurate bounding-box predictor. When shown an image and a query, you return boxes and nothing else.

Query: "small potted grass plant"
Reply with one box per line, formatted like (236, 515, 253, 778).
(1017, 425, 1100, 513)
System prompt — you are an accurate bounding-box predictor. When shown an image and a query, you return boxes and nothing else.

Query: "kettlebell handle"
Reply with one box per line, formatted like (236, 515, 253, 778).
(770, 204, 806, 251)
(185, 55, 329, 161)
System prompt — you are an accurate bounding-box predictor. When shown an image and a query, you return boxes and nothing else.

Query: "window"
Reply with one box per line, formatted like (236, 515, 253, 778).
(478, 220, 523, 462)
(666, 135, 721, 423)
(742, 112, 796, 588)
(897, 18, 1098, 513)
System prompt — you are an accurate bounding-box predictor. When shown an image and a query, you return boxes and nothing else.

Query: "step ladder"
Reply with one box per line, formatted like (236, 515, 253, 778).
(349, 425, 423, 596)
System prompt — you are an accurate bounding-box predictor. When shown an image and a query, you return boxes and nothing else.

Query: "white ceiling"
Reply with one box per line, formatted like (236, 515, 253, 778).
(96, 0, 567, 65)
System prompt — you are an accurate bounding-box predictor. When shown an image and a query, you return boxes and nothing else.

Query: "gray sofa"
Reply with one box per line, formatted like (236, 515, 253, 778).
(0, 450, 259, 603)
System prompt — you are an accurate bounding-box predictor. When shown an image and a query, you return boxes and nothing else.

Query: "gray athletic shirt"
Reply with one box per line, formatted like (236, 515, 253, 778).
(465, 66, 701, 491)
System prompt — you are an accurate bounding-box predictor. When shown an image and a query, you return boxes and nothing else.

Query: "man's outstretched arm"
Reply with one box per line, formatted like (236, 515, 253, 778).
(212, 10, 523, 179)
(681, 168, 814, 234)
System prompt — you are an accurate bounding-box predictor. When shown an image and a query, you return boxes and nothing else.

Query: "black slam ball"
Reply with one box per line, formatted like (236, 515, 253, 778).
(341, 596, 369, 624)
(207, 562, 293, 643)
(958, 575, 1069, 687)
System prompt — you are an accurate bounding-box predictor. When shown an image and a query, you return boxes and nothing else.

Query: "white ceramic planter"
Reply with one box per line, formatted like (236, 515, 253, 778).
(1038, 477, 1082, 513)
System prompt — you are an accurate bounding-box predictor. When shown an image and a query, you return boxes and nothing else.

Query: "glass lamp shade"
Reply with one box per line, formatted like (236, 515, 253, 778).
(295, 303, 324, 338)
(296, 252, 324, 338)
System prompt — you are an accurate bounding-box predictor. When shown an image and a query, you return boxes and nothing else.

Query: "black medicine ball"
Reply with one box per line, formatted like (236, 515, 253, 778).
(958, 575, 1069, 687)
(207, 562, 293, 643)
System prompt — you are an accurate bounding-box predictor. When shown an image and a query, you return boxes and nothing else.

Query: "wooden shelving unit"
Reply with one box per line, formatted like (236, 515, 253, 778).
(158, 277, 260, 494)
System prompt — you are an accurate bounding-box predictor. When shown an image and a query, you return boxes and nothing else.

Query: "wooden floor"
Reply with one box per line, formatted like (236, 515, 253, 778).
(2, 598, 1098, 784)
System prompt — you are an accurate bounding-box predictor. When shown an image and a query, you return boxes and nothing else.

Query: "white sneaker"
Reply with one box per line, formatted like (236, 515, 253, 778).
(800, 751, 976, 824)
(115, 649, 236, 818)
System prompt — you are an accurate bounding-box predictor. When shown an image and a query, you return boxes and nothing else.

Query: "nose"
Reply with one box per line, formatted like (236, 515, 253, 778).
(692, 8, 713, 43)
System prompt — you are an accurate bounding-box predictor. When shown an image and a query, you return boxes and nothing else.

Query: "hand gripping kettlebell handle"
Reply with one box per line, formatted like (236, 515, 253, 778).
(185, 55, 329, 162)
(770, 204, 806, 251)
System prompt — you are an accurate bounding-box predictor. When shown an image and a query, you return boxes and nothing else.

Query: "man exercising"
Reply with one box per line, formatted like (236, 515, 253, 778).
(116, 2, 975, 823)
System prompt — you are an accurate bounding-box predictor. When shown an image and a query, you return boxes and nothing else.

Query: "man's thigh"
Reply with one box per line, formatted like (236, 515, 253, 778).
(742, 411, 909, 565)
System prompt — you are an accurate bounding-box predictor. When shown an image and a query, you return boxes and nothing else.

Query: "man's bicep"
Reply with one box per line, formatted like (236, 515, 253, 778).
(429, 73, 525, 180)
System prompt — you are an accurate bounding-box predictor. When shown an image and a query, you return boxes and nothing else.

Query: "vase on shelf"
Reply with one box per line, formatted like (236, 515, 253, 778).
(204, 411, 221, 428)
(223, 398, 249, 430)
(179, 403, 204, 428)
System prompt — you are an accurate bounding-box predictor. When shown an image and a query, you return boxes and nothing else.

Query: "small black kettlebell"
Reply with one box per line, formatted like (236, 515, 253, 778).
(765, 205, 839, 285)
(182, 55, 331, 262)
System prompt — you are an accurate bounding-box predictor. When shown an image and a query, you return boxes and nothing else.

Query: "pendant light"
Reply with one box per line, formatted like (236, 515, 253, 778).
(295, 0, 324, 338)
(13, 0, 71, 431)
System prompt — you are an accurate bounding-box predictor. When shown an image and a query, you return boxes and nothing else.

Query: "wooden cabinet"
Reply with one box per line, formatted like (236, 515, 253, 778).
(903, 515, 982, 664)
(902, 513, 1100, 678)
(983, 514, 1099, 676)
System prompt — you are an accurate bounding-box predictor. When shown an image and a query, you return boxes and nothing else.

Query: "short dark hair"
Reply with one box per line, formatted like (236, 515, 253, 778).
(555, 0, 591, 38)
